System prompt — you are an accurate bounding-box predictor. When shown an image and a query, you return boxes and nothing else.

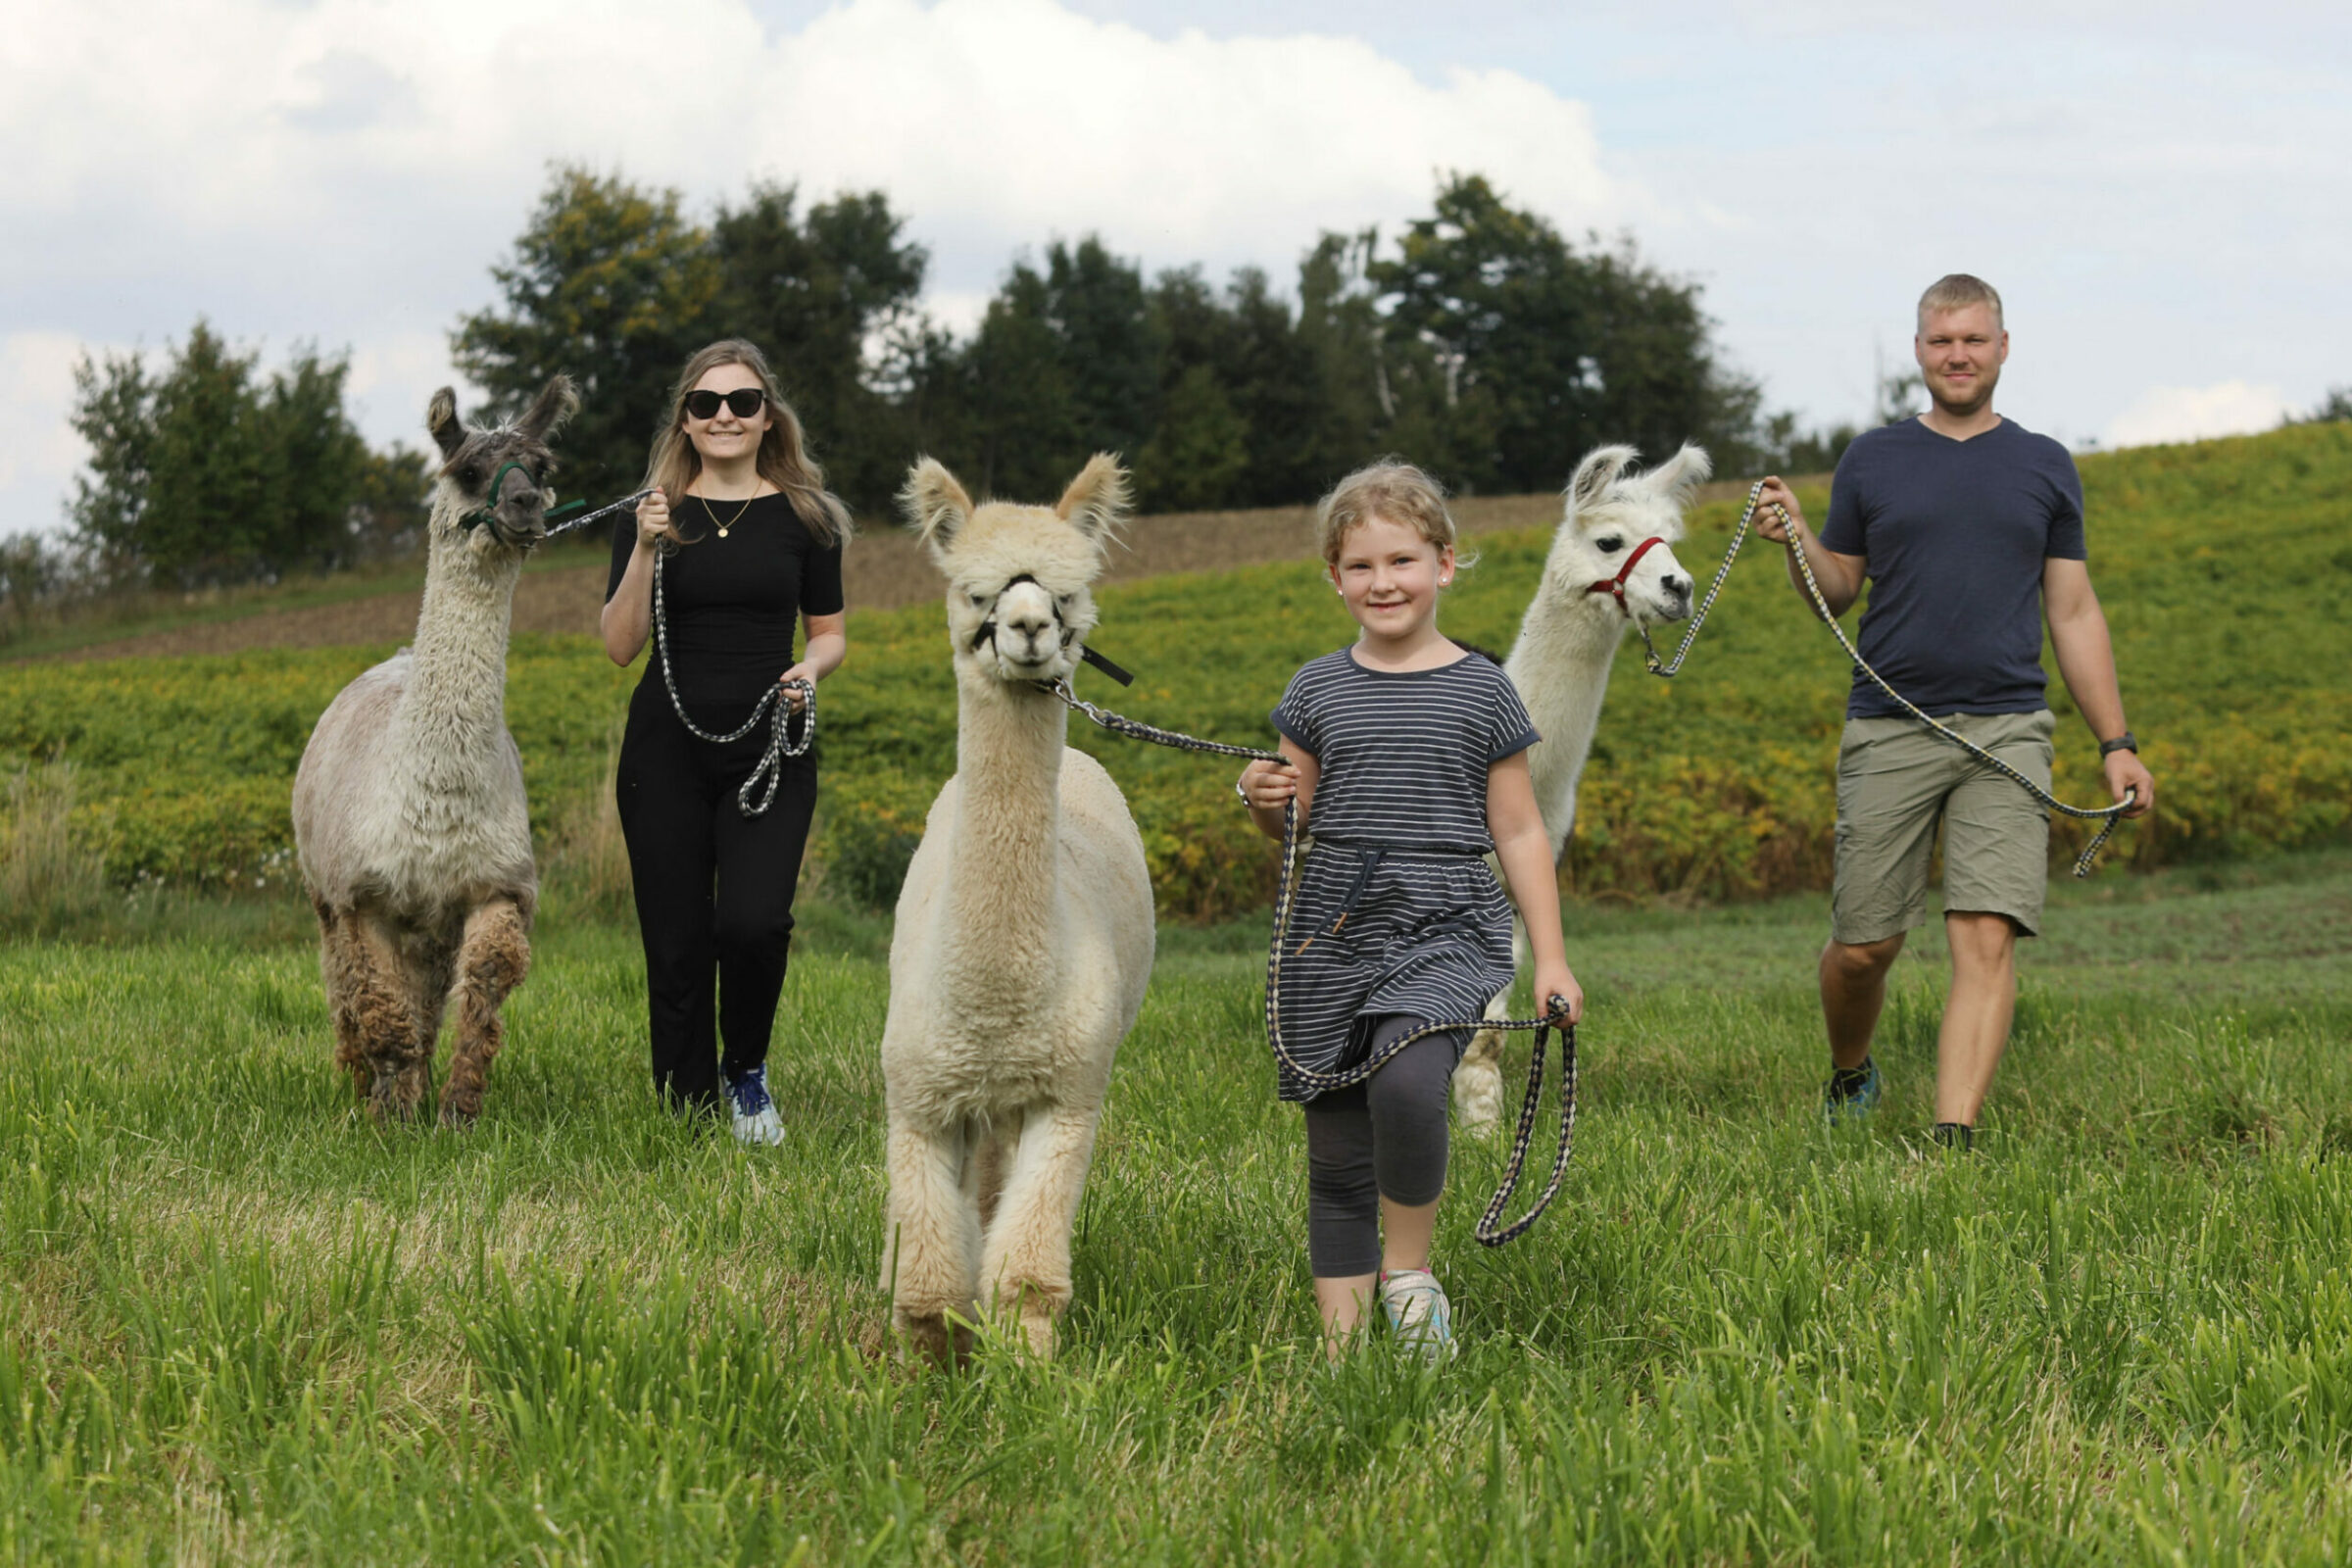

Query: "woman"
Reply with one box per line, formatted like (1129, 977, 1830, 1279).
(602, 339, 849, 1145)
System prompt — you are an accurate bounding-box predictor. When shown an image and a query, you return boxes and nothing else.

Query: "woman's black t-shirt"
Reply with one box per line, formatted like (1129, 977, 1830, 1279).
(606, 494, 846, 709)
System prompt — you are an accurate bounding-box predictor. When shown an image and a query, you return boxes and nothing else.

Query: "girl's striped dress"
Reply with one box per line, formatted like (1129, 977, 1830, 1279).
(1267, 647, 1539, 1102)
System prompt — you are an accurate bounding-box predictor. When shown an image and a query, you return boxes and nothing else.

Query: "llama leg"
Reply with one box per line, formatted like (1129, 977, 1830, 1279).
(324, 910, 428, 1122)
(882, 1112, 980, 1366)
(318, 903, 373, 1097)
(440, 896, 530, 1127)
(1455, 913, 1530, 1136)
(978, 1101, 1102, 1358)
(972, 1108, 1022, 1231)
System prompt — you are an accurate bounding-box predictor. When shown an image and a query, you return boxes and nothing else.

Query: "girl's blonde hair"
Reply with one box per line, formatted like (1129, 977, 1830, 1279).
(1313, 459, 1463, 568)
(643, 339, 853, 546)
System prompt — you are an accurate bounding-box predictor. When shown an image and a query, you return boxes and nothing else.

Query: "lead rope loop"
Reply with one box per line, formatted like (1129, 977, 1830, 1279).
(653, 547, 813, 817)
(1635, 480, 2136, 878)
(1043, 676, 1578, 1247)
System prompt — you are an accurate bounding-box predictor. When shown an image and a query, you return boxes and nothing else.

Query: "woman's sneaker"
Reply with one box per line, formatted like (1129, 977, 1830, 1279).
(725, 1065, 785, 1147)
(1823, 1056, 1882, 1123)
(1378, 1268, 1457, 1363)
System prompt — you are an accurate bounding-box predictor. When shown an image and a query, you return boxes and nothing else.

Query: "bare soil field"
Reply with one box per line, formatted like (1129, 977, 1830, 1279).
(34, 477, 1800, 662)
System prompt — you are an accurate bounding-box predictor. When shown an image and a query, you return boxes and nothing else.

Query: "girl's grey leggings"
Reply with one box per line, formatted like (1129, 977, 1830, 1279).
(1302, 1015, 1464, 1278)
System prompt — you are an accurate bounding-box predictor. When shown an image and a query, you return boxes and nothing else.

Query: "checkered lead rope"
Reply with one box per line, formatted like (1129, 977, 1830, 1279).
(541, 487, 659, 542)
(1634, 480, 2135, 879)
(652, 547, 813, 817)
(1043, 676, 1578, 1248)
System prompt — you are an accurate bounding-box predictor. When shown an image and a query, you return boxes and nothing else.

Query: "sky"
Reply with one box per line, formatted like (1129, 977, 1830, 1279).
(4, 0, 2345, 536)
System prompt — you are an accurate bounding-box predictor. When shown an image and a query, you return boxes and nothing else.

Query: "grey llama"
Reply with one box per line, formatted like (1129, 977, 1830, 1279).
(291, 377, 577, 1124)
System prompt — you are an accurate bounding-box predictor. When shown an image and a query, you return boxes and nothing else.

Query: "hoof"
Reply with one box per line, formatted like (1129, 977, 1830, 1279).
(438, 1098, 480, 1130)
(368, 1066, 427, 1124)
(1017, 1310, 1056, 1360)
(896, 1310, 971, 1370)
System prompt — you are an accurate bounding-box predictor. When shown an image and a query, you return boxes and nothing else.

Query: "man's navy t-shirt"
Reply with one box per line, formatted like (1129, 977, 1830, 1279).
(1819, 417, 2085, 720)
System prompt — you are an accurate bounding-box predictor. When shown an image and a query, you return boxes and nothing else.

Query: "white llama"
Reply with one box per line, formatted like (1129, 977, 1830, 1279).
(878, 454, 1155, 1364)
(1453, 443, 1709, 1133)
(292, 377, 577, 1125)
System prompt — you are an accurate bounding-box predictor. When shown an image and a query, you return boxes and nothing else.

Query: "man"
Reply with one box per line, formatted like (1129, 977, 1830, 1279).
(1754, 273, 2156, 1149)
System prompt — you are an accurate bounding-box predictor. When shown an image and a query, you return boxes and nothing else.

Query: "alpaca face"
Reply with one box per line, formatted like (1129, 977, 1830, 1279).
(424, 377, 579, 554)
(1544, 443, 1707, 627)
(902, 455, 1131, 687)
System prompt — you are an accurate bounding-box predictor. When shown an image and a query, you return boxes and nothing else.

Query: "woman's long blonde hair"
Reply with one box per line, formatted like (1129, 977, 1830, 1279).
(642, 339, 853, 546)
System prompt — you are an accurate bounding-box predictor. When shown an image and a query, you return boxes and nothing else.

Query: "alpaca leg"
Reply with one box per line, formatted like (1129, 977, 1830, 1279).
(1455, 914, 1530, 1137)
(323, 910, 428, 1121)
(318, 904, 374, 1096)
(440, 897, 530, 1127)
(882, 1112, 980, 1366)
(978, 1101, 1103, 1358)
(972, 1109, 1022, 1231)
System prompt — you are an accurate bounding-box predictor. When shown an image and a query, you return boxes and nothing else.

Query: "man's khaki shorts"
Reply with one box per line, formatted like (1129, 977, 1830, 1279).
(1832, 710, 2055, 945)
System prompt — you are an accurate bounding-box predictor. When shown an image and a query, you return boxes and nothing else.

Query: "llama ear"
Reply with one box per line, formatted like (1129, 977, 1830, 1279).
(1644, 442, 1713, 503)
(900, 457, 974, 557)
(426, 388, 465, 459)
(1567, 444, 1638, 511)
(1055, 453, 1132, 545)
(516, 374, 579, 442)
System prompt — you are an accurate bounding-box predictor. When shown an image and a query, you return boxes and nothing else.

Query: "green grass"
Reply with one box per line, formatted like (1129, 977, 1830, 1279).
(6, 852, 2351, 1562)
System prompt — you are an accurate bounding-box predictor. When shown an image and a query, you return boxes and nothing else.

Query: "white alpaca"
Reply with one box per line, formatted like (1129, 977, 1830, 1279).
(1453, 443, 1710, 1133)
(292, 377, 577, 1125)
(878, 454, 1155, 1364)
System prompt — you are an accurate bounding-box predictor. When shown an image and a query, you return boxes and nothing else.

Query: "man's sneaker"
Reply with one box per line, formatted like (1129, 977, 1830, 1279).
(1931, 1121, 1975, 1152)
(1378, 1268, 1457, 1364)
(1823, 1057, 1882, 1123)
(725, 1064, 784, 1147)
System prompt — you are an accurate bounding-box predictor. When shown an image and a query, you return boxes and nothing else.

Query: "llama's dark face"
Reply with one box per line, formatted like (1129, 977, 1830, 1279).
(424, 377, 579, 554)
(1546, 443, 1709, 627)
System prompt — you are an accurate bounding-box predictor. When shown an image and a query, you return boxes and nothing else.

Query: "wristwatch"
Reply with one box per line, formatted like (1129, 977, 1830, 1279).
(2098, 731, 2138, 758)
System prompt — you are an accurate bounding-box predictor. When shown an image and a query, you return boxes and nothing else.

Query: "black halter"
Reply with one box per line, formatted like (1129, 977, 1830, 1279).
(970, 573, 1134, 685)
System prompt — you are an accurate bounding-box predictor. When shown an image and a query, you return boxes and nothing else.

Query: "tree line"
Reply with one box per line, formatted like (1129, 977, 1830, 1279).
(451, 167, 1795, 519)
(30, 165, 2340, 637)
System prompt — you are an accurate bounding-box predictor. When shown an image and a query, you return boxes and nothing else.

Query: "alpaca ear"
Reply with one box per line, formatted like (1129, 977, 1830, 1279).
(1644, 442, 1713, 503)
(426, 388, 465, 459)
(1055, 453, 1132, 545)
(516, 374, 580, 442)
(900, 457, 974, 557)
(1567, 444, 1638, 511)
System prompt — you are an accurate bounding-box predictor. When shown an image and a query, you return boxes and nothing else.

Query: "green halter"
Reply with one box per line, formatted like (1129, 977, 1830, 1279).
(461, 460, 545, 532)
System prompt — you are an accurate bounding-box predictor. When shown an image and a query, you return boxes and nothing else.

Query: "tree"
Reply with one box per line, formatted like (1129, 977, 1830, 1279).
(453, 167, 720, 513)
(711, 183, 929, 510)
(1368, 174, 1764, 493)
(967, 262, 1085, 499)
(67, 323, 373, 586)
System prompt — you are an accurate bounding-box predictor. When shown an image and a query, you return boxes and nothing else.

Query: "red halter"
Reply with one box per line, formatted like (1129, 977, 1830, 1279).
(1585, 535, 1668, 616)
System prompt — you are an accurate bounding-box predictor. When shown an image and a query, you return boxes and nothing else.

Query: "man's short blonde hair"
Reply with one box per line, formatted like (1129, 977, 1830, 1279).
(1917, 273, 2004, 332)
(1314, 459, 1460, 568)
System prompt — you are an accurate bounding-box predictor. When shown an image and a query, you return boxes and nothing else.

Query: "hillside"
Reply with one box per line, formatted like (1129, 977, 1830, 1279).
(2, 427, 2344, 914)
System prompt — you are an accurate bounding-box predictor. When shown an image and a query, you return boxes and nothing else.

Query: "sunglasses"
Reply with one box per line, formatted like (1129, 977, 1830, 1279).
(683, 388, 768, 421)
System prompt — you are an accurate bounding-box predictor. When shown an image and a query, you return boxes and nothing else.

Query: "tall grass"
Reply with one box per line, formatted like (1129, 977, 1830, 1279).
(3, 853, 2348, 1561)
(0, 760, 108, 936)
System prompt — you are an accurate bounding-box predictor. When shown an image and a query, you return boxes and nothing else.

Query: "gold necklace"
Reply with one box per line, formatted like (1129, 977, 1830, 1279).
(702, 484, 760, 538)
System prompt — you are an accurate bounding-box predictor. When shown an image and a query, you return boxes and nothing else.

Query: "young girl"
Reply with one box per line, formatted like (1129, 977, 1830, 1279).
(1238, 461, 1582, 1359)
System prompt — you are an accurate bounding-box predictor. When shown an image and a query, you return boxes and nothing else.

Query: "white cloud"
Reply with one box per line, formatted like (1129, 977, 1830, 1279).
(2102, 380, 2292, 450)
(0, 0, 1631, 532)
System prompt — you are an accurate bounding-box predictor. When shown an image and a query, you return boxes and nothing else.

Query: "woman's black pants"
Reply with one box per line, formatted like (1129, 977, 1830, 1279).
(614, 681, 816, 1112)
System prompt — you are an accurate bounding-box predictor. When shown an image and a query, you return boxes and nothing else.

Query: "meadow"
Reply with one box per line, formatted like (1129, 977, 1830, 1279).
(4, 850, 2350, 1562)
(4, 421, 2347, 922)
(5, 423, 2351, 1561)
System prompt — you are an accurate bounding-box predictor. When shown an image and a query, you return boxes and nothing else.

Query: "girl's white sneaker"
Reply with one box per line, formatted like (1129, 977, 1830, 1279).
(1379, 1268, 1457, 1363)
